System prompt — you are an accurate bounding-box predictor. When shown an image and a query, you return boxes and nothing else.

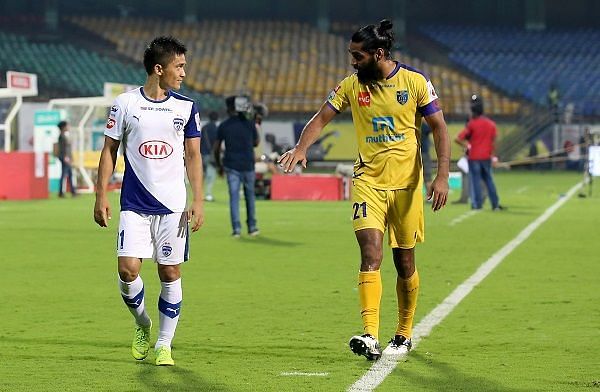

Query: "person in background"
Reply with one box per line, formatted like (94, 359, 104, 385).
(201, 111, 219, 201)
(214, 96, 260, 238)
(455, 95, 504, 211)
(56, 120, 77, 198)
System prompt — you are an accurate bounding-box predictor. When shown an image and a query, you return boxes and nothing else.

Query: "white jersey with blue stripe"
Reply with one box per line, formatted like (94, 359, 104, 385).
(104, 87, 201, 214)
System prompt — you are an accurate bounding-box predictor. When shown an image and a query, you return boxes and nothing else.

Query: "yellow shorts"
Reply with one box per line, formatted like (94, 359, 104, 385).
(351, 180, 424, 248)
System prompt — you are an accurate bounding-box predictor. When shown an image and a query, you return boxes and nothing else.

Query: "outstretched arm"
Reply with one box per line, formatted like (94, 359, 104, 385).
(278, 103, 337, 172)
(94, 136, 120, 227)
(424, 111, 451, 211)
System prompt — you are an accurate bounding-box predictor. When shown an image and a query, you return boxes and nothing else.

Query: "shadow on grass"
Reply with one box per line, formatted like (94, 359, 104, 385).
(389, 351, 529, 392)
(236, 236, 302, 247)
(137, 363, 230, 392)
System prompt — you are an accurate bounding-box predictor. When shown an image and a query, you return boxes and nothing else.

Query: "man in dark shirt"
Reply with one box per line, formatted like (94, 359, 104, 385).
(201, 111, 219, 201)
(214, 96, 260, 237)
(56, 120, 77, 197)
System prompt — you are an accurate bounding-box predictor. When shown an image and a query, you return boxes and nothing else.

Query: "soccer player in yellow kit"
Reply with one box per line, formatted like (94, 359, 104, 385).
(279, 19, 450, 360)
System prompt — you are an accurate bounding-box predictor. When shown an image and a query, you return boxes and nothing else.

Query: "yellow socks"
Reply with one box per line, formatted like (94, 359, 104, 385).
(358, 270, 382, 339)
(395, 270, 420, 338)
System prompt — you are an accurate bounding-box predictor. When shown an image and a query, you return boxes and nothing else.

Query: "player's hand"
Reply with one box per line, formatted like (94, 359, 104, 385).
(277, 147, 307, 173)
(187, 200, 204, 232)
(427, 175, 449, 212)
(94, 196, 112, 227)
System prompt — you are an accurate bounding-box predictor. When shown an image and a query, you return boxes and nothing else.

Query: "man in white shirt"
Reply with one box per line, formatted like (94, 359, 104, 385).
(94, 36, 204, 366)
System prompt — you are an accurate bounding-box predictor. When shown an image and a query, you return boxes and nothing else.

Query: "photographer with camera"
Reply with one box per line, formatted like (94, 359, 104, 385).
(214, 96, 260, 237)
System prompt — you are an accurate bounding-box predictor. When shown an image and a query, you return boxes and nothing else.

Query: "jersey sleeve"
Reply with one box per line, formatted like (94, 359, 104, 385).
(417, 76, 441, 117)
(326, 77, 350, 113)
(184, 103, 201, 138)
(104, 96, 126, 140)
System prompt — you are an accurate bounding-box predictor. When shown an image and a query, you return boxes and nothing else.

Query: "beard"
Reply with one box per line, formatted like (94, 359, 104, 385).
(356, 57, 384, 84)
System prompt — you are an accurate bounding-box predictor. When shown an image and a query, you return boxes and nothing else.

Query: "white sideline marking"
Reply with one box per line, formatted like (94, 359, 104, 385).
(516, 186, 529, 194)
(448, 209, 480, 226)
(348, 182, 582, 392)
(280, 372, 329, 377)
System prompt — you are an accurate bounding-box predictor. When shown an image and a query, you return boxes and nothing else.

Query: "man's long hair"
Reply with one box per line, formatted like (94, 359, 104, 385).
(351, 19, 395, 58)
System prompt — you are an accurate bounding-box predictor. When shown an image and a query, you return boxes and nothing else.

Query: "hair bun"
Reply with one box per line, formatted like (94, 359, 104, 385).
(378, 19, 393, 33)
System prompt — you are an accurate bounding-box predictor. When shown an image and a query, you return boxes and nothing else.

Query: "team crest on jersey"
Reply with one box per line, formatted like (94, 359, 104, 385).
(162, 244, 172, 257)
(173, 117, 185, 132)
(397, 90, 409, 105)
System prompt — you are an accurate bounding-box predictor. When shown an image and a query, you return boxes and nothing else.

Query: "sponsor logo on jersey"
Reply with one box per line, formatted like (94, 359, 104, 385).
(358, 92, 371, 107)
(427, 80, 438, 99)
(372, 116, 395, 132)
(382, 84, 395, 88)
(138, 140, 174, 159)
(162, 244, 172, 257)
(106, 118, 116, 129)
(397, 90, 409, 105)
(367, 116, 404, 143)
(173, 117, 185, 132)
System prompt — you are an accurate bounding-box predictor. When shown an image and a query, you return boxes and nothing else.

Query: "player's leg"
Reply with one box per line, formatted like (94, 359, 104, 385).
(155, 264, 181, 366)
(117, 211, 154, 360)
(348, 181, 387, 360)
(388, 187, 424, 354)
(242, 170, 258, 235)
(225, 168, 242, 236)
(152, 212, 188, 366)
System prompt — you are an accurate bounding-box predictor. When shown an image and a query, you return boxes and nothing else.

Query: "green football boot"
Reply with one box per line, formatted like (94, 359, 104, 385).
(131, 322, 152, 360)
(155, 346, 175, 366)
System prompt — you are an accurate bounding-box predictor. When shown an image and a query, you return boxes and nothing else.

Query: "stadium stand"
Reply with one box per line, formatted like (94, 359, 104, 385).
(0, 31, 223, 111)
(420, 26, 600, 117)
(68, 17, 521, 116)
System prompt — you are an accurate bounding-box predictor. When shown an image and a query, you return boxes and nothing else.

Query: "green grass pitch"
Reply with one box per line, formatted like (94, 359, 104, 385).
(0, 171, 598, 391)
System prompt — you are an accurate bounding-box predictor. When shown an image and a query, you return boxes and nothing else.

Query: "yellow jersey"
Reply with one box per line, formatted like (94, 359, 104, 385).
(327, 61, 440, 189)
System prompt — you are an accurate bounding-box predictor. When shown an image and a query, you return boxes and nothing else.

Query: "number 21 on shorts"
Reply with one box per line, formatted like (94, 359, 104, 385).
(352, 201, 367, 220)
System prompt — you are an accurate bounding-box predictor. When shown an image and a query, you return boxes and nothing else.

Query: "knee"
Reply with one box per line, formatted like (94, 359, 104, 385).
(158, 265, 181, 282)
(360, 245, 383, 271)
(118, 268, 138, 282)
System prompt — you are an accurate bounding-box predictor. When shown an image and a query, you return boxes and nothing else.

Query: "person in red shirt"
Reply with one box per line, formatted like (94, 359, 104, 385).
(455, 95, 504, 210)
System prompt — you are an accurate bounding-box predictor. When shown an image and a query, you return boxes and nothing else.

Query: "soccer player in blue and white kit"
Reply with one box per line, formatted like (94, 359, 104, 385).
(93, 36, 204, 366)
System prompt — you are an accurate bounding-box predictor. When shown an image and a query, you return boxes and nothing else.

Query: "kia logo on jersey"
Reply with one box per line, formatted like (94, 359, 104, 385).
(138, 141, 174, 159)
(358, 92, 371, 107)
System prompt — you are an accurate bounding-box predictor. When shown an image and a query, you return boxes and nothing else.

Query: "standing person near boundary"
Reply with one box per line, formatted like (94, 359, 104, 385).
(56, 120, 78, 197)
(455, 95, 504, 211)
(93, 36, 204, 366)
(214, 96, 260, 238)
(278, 19, 450, 360)
(201, 111, 219, 201)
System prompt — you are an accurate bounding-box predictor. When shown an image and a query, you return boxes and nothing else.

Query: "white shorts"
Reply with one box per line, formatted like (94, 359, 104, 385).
(117, 211, 189, 265)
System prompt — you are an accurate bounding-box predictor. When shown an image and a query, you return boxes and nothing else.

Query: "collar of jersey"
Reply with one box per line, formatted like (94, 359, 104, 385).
(386, 61, 401, 80)
(140, 87, 171, 103)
